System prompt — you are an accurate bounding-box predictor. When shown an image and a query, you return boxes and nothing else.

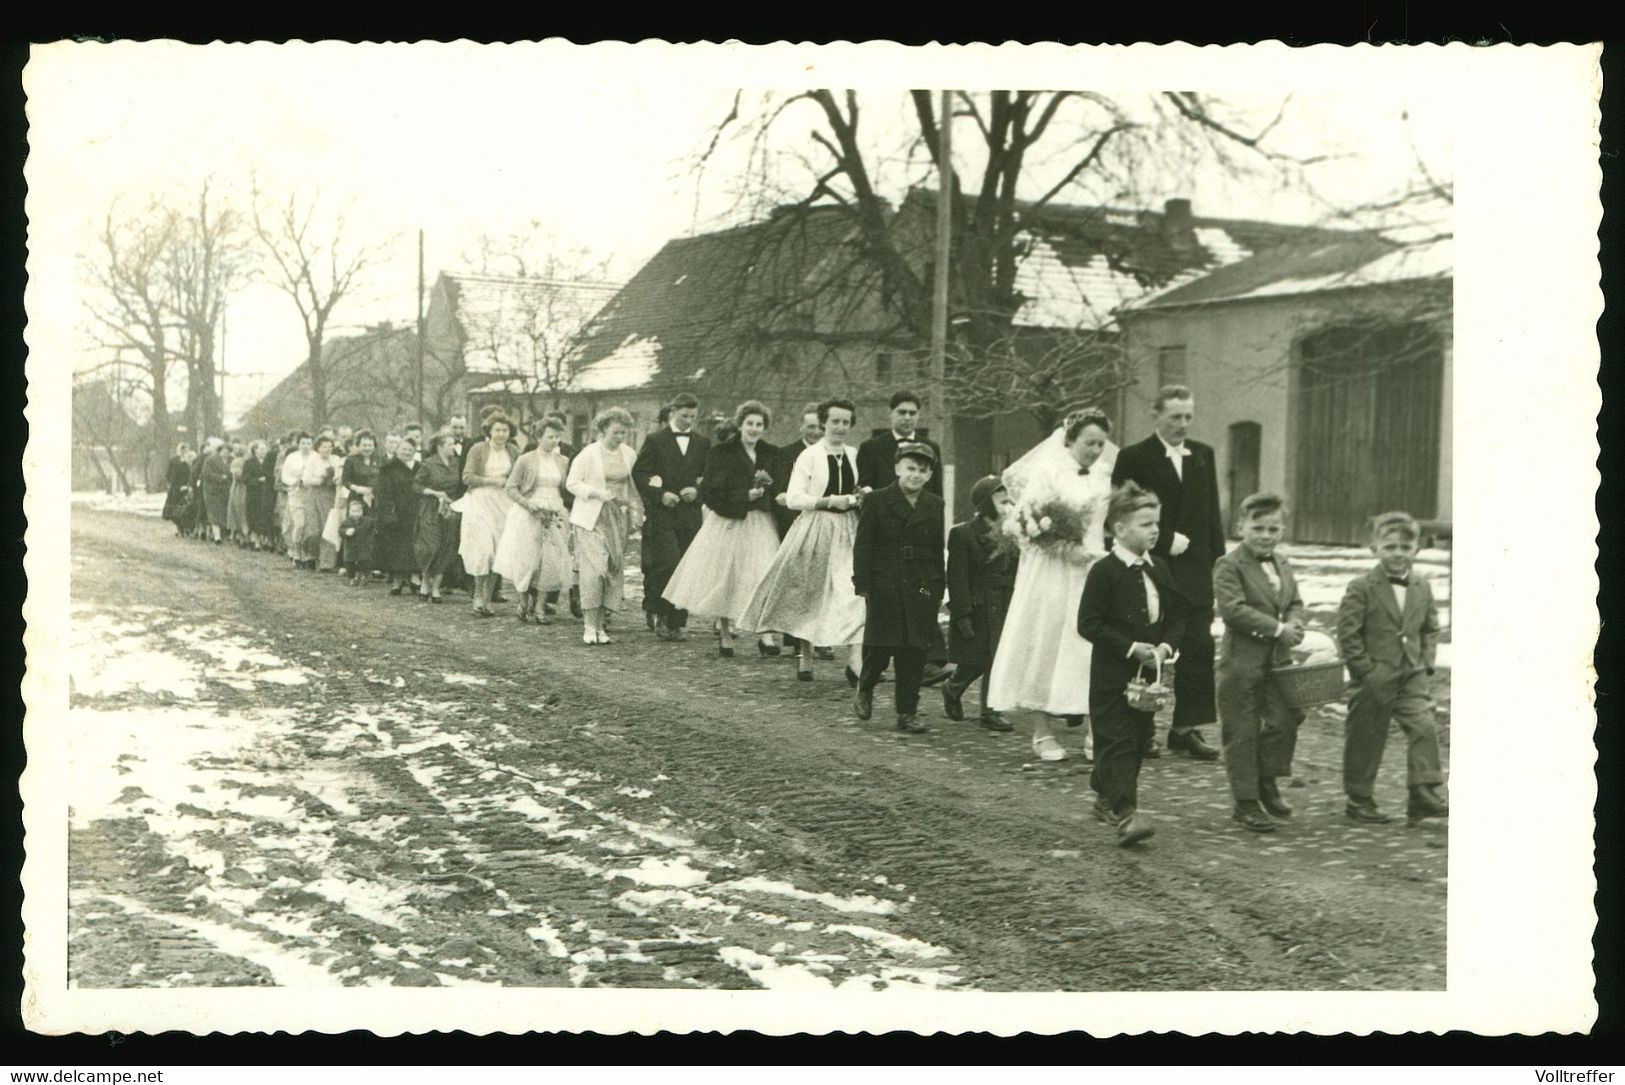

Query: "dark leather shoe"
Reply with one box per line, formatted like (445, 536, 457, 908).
(1406, 785, 1449, 821)
(1092, 798, 1119, 825)
(920, 664, 953, 688)
(854, 687, 873, 720)
(895, 714, 929, 734)
(1167, 729, 1220, 761)
(1345, 798, 1393, 824)
(1232, 801, 1277, 833)
(978, 712, 1014, 733)
(942, 685, 965, 721)
(1116, 813, 1155, 846)
(1259, 778, 1293, 818)
(1142, 741, 1162, 759)
(814, 646, 835, 661)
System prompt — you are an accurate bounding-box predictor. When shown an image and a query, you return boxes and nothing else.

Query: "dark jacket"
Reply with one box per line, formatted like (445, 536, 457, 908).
(856, 431, 944, 497)
(373, 458, 420, 574)
(339, 511, 376, 570)
(700, 438, 776, 520)
(633, 427, 710, 534)
(1111, 435, 1226, 607)
(853, 483, 946, 650)
(162, 456, 192, 522)
(945, 518, 1019, 666)
(1078, 551, 1189, 709)
(341, 452, 379, 497)
(1336, 565, 1441, 683)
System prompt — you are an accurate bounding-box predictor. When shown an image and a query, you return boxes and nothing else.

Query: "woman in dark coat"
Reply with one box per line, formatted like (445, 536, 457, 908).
(413, 432, 464, 603)
(942, 475, 1020, 731)
(200, 438, 232, 544)
(161, 443, 194, 533)
(186, 443, 209, 538)
(374, 436, 421, 593)
(243, 440, 276, 548)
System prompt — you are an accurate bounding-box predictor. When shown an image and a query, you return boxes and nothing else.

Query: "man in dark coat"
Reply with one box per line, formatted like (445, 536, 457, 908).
(852, 442, 947, 734)
(942, 475, 1019, 731)
(855, 389, 950, 686)
(1110, 384, 1225, 761)
(633, 392, 710, 640)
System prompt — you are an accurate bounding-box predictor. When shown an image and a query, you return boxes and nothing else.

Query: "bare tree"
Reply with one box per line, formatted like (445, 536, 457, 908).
(80, 198, 178, 487)
(694, 89, 1315, 477)
(252, 185, 395, 429)
(164, 179, 252, 442)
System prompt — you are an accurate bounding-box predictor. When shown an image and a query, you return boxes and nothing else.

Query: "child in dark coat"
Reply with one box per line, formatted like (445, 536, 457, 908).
(943, 475, 1019, 731)
(1077, 482, 1188, 847)
(852, 442, 946, 734)
(339, 496, 376, 586)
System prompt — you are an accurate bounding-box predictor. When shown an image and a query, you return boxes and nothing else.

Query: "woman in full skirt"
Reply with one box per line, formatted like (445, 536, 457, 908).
(987, 408, 1117, 762)
(494, 417, 574, 623)
(455, 413, 520, 617)
(567, 407, 645, 645)
(738, 397, 867, 682)
(663, 401, 782, 657)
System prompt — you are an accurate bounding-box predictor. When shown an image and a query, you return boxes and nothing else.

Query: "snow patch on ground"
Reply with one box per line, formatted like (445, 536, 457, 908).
(718, 876, 901, 916)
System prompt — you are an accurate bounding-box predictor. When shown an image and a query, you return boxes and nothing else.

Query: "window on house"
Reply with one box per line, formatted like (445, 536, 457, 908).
(1158, 345, 1188, 389)
(876, 352, 893, 383)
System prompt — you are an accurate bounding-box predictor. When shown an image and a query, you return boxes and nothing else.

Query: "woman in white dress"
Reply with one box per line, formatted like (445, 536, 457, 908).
(456, 413, 520, 617)
(738, 397, 868, 683)
(987, 408, 1117, 762)
(297, 434, 341, 570)
(493, 416, 574, 625)
(663, 400, 783, 658)
(566, 407, 645, 645)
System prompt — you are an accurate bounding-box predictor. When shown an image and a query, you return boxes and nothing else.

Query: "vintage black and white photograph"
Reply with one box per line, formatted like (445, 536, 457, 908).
(19, 41, 1599, 1034)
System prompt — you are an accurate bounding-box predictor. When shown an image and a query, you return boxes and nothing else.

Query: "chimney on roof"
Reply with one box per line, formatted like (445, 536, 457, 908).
(1163, 198, 1197, 248)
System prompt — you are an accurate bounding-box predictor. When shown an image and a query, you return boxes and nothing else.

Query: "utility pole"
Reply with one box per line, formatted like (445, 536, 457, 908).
(416, 229, 426, 428)
(929, 88, 956, 532)
(218, 304, 228, 437)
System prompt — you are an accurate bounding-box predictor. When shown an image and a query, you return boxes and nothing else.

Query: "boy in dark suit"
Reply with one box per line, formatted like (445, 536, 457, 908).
(1213, 492, 1307, 833)
(852, 442, 946, 735)
(1336, 511, 1449, 826)
(633, 393, 710, 640)
(943, 475, 1018, 731)
(1111, 385, 1224, 761)
(1078, 482, 1188, 846)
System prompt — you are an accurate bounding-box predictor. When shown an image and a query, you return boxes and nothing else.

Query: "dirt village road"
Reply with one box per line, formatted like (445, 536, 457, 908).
(61, 507, 1447, 992)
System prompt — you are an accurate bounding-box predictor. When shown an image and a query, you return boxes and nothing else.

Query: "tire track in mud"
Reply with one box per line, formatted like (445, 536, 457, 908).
(66, 510, 1446, 991)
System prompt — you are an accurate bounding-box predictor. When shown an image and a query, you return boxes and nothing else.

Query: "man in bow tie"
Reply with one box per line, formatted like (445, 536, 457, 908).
(1111, 385, 1225, 761)
(634, 393, 710, 641)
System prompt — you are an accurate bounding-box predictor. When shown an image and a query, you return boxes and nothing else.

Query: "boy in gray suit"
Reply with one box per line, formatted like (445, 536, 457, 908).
(1336, 510, 1450, 825)
(1213, 492, 1306, 834)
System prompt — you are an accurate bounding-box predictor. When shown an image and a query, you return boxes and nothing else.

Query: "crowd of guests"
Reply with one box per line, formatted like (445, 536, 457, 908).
(159, 384, 1448, 849)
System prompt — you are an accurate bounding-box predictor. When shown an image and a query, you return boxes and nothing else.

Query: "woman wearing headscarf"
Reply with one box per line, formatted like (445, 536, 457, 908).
(455, 412, 520, 616)
(662, 401, 782, 658)
(413, 432, 465, 604)
(243, 440, 276, 550)
(566, 407, 644, 645)
(161, 442, 194, 535)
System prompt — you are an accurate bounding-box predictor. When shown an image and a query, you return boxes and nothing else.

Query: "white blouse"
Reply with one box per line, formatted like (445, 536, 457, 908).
(786, 440, 862, 511)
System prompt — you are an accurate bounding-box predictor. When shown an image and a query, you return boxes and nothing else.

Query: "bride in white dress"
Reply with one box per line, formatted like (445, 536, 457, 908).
(986, 408, 1117, 762)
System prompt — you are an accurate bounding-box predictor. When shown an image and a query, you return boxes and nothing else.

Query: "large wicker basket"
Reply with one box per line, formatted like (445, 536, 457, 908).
(1270, 659, 1347, 709)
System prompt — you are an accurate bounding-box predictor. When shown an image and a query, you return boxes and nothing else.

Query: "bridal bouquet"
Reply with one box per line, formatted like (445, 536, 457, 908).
(1000, 474, 1093, 557)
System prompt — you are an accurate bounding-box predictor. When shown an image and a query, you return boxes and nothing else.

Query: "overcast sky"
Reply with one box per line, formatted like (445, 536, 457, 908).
(28, 42, 1453, 425)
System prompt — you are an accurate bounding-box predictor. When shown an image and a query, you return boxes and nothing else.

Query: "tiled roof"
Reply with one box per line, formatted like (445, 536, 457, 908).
(1126, 233, 1452, 311)
(447, 272, 621, 377)
(566, 207, 861, 393)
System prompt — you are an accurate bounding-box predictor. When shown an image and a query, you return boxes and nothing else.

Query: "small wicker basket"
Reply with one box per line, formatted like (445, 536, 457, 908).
(1270, 658, 1347, 709)
(1126, 656, 1174, 713)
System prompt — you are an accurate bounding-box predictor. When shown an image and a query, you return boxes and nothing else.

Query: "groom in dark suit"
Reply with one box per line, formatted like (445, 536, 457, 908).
(633, 392, 710, 640)
(1111, 385, 1225, 761)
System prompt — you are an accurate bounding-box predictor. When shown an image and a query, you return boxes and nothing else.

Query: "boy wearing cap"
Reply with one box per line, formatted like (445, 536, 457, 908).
(852, 442, 946, 734)
(943, 475, 1019, 731)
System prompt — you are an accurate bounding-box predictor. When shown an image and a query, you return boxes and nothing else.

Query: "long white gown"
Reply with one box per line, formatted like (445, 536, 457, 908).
(986, 449, 1112, 716)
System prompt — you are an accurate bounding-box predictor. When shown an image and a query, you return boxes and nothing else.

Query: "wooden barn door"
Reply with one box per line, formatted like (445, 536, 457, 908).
(1226, 421, 1261, 536)
(1294, 324, 1443, 544)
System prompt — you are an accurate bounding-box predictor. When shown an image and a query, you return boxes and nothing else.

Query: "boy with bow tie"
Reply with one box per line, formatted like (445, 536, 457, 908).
(1336, 510, 1450, 826)
(1077, 481, 1188, 846)
(1213, 492, 1307, 833)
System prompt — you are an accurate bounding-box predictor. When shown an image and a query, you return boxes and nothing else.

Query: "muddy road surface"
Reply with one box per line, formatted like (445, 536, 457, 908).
(63, 508, 1447, 991)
